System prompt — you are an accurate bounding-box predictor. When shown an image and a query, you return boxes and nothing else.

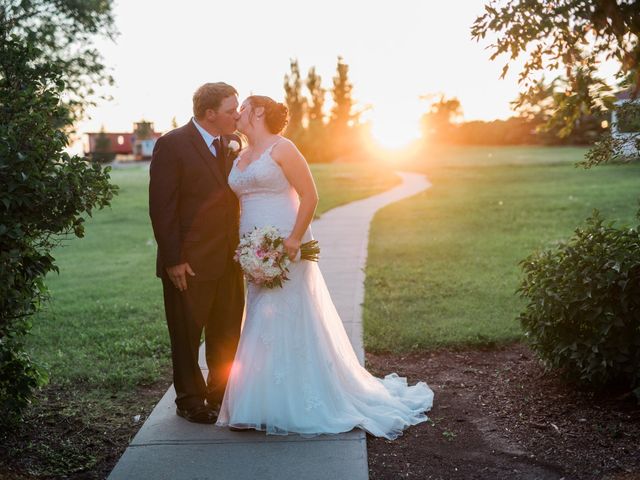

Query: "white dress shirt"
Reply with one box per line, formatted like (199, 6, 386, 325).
(191, 117, 220, 156)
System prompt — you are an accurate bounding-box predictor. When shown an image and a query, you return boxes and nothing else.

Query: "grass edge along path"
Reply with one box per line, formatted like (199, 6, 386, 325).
(363, 147, 640, 352)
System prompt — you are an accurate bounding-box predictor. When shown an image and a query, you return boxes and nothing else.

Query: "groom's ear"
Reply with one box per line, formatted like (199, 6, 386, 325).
(204, 108, 218, 122)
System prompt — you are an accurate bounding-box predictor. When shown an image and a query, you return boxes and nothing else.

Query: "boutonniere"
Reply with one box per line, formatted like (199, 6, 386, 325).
(227, 139, 241, 161)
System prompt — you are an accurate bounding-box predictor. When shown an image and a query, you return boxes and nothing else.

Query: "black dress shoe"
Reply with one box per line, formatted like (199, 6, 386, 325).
(176, 405, 217, 424)
(229, 425, 252, 432)
(205, 396, 223, 409)
(206, 389, 225, 407)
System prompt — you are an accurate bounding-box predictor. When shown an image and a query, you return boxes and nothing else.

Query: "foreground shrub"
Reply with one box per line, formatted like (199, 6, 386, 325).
(1, 3, 117, 425)
(518, 210, 640, 395)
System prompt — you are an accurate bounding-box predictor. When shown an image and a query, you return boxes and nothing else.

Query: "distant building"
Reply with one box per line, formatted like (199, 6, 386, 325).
(84, 122, 162, 161)
(85, 131, 134, 155)
(612, 90, 640, 156)
(134, 139, 158, 159)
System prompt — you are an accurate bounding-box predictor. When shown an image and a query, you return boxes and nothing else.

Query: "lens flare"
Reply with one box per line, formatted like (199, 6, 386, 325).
(369, 106, 421, 150)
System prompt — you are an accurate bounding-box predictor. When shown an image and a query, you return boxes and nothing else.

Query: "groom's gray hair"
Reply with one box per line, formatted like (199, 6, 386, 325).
(193, 82, 238, 119)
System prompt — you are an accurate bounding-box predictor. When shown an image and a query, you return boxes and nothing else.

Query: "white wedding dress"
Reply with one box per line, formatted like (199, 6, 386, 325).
(216, 141, 434, 439)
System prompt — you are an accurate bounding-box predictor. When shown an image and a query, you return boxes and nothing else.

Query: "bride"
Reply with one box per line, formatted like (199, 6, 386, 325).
(216, 95, 433, 439)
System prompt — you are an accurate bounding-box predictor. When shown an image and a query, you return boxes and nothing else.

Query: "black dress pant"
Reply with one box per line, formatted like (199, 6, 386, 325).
(161, 256, 244, 410)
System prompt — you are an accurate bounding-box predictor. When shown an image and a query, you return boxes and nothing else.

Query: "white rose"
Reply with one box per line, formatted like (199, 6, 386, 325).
(228, 140, 240, 152)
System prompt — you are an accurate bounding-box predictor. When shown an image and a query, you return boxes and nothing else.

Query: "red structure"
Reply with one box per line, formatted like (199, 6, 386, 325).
(85, 132, 135, 155)
(84, 123, 163, 160)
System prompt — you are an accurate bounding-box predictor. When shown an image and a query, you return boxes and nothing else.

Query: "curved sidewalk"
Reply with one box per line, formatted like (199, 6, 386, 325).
(108, 171, 431, 480)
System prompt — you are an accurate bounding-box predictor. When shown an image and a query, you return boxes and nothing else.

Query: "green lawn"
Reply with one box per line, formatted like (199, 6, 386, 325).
(13, 145, 638, 478)
(363, 146, 640, 352)
(27, 147, 640, 387)
(27, 162, 400, 389)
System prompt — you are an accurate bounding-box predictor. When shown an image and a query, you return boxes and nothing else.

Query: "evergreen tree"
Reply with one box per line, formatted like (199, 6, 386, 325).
(328, 57, 358, 158)
(306, 67, 325, 127)
(283, 58, 306, 140)
(329, 56, 355, 134)
(134, 120, 153, 140)
(93, 127, 115, 163)
(304, 67, 329, 162)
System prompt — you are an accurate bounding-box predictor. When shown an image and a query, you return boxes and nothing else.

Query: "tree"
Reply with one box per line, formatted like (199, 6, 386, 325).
(512, 76, 610, 145)
(283, 58, 306, 140)
(420, 95, 463, 143)
(449, 117, 537, 145)
(474, 0, 640, 394)
(472, 0, 640, 164)
(93, 126, 115, 163)
(303, 67, 329, 162)
(328, 56, 359, 158)
(134, 120, 153, 140)
(1, 0, 116, 121)
(306, 67, 325, 127)
(329, 56, 356, 133)
(0, 1, 118, 424)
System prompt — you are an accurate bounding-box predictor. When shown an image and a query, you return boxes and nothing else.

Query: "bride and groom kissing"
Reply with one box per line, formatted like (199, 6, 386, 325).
(148, 82, 433, 438)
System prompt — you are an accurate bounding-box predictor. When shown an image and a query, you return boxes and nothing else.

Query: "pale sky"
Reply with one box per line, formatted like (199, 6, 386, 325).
(79, 0, 526, 147)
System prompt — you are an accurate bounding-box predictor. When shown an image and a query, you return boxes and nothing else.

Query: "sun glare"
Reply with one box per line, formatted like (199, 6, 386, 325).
(369, 108, 421, 150)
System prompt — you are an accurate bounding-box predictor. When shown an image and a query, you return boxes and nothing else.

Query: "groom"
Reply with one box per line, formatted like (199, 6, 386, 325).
(149, 82, 245, 423)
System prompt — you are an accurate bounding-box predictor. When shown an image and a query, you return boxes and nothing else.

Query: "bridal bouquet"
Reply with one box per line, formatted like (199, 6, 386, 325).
(234, 226, 320, 288)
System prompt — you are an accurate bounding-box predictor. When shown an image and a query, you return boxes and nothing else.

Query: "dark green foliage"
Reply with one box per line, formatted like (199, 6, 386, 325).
(134, 120, 153, 140)
(473, 0, 639, 164)
(582, 102, 640, 167)
(0, 318, 49, 425)
(476, 1, 640, 396)
(615, 101, 640, 134)
(93, 128, 115, 163)
(518, 210, 640, 393)
(1, 0, 116, 120)
(512, 75, 611, 145)
(0, 1, 117, 424)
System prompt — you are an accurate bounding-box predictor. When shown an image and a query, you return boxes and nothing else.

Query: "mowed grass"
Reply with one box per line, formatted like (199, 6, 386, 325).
(27, 162, 399, 389)
(363, 146, 640, 352)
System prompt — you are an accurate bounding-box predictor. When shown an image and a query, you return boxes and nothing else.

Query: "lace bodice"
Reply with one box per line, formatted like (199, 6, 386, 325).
(228, 141, 311, 242)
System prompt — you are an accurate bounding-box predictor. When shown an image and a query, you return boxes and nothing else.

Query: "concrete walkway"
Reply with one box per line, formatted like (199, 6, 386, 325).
(108, 171, 431, 480)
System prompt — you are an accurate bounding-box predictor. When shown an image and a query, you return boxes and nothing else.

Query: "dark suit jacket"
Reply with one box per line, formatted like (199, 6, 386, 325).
(149, 121, 242, 281)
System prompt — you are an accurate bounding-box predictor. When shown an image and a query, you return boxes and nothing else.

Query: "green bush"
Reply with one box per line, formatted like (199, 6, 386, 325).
(518, 210, 640, 393)
(0, 26, 116, 423)
(0, 319, 49, 426)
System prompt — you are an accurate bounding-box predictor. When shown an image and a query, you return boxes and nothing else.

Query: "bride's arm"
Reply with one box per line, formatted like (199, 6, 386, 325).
(272, 139, 319, 259)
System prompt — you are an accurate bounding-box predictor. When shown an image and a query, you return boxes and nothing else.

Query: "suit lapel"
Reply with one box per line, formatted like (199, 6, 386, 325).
(222, 136, 235, 176)
(185, 121, 226, 186)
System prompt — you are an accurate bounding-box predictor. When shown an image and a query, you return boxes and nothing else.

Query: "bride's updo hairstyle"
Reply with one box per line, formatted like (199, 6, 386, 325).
(247, 95, 289, 134)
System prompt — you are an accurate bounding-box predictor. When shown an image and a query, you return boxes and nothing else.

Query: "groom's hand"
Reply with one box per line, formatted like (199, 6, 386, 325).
(166, 262, 195, 291)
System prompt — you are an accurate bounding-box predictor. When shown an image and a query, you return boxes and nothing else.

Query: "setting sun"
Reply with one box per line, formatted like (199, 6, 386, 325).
(369, 107, 422, 150)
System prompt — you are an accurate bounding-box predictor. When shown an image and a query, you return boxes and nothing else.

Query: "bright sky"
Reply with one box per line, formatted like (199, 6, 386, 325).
(79, 0, 525, 148)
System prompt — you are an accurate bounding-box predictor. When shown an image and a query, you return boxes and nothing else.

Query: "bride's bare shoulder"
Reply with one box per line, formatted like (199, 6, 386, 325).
(271, 137, 304, 165)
